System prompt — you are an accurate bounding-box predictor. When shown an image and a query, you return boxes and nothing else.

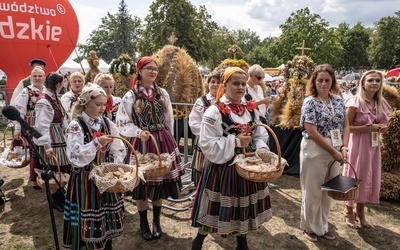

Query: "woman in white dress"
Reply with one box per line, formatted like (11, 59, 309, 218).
(61, 72, 85, 121)
(246, 64, 271, 124)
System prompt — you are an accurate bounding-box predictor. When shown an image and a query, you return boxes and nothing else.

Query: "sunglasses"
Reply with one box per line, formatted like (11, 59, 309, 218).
(256, 76, 262, 81)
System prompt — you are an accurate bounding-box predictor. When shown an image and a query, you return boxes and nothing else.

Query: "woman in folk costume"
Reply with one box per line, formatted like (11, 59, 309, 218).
(61, 72, 85, 122)
(188, 72, 220, 187)
(116, 56, 185, 241)
(63, 84, 126, 250)
(94, 73, 121, 123)
(11, 66, 45, 189)
(33, 72, 71, 212)
(191, 67, 272, 250)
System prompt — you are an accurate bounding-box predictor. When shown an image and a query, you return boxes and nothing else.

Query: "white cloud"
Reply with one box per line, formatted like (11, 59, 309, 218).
(68, 0, 400, 44)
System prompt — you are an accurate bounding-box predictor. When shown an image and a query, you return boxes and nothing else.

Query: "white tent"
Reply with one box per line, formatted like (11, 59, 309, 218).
(277, 64, 286, 69)
(79, 58, 110, 72)
(58, 58, 80, 73)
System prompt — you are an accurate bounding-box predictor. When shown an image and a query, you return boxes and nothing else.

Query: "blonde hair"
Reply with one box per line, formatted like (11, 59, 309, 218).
(69, 72, 85, 84)
(356, 70, 385, 114)
(31, 66, 45, 75)
(94, 73, 115, 87)
(248, 64, 265, 78)
(71, 83, 107, 120)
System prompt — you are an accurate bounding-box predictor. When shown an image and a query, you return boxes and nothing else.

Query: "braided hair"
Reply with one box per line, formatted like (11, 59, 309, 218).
(45, 72, 68, 119)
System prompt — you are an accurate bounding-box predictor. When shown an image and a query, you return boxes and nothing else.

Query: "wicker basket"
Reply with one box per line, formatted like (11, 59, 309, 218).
(0, 123, 13, 154)
(36, 155, 69, 192)
(0, 124, 30, 168)
(325, 160, 359, 201)
(235, 124, 286, 182)
(130, 134, 172, 179)
(89, 136, 140, 193)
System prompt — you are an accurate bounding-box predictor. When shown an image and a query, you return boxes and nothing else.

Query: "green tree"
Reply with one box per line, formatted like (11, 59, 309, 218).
(368, 13, 400, 69)
(202, 27, 235, 70)
(77, 0, 142, 63)
(231, 29, 262, 60)
(268, 8, 343, 68)
(246, 45, 272, 67)
(137, 0, 218, 63)
(342, 23, 372, 69)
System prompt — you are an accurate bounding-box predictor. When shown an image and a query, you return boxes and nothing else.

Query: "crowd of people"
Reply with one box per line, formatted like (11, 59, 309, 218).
(4, 56, 391, 249)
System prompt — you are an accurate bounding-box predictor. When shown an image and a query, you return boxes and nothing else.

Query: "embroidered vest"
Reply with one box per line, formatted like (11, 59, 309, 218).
(217, 101, 257, 155)
(130, 88, 168, 131)
(76, 116, 112, 170)
(26, 86, 40, 118)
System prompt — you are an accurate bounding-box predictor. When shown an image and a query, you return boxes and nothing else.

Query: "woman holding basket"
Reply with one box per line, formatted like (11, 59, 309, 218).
(33, 72, 71, 212)
(191, 67, 272, 250)
(63, 83, 126, 250)
(116, 56, 185, 241)
(299, 64, 350, 241)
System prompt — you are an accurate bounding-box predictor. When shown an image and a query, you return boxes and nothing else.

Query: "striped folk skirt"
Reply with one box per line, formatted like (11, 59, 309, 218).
(190, 136, 208, 187)
(63, 166, 125, 250)
(128, 129, 185, 201)
(31, 123, 71, 181)
(38, 123, 71, 173)
(191, 160, 272, 236)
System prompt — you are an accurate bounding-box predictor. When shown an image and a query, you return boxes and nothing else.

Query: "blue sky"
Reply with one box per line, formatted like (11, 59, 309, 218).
(69, 0, 399, 44)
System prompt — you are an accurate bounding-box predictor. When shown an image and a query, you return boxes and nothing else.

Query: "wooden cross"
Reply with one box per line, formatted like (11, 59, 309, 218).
(296, 40, 311, 55)
(168, 33, 178, 45)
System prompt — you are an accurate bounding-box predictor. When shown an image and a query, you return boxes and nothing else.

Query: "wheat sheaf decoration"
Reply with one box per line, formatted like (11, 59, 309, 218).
(152, 45, 203, 106)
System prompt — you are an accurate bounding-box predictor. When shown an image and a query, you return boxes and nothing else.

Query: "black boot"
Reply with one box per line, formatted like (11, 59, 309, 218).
(152, 206, 163, 239)
(236, 235, 249, 250)
(192, 232, 207, 250)
(104, 239, 112, 250)
(139, 210, 153, 241)
(56, 189, 65, 207)
(51, 192, 64, 212)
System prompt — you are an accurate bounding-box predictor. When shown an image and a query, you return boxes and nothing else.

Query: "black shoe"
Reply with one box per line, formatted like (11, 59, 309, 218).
(236, 236, 249, 250)
(56, 189, 66, 206)
(152, 222, 162, 239)
(152, 206, 163, 239)
(139, 210, 153, 241)
(140, 224, 153, 241)
(51, 193, 64, 212)
(192, 233, 207, 250)
(52, 199, 64, 212)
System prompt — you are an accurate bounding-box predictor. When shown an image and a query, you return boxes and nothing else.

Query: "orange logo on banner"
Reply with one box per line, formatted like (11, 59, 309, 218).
(0, 0, 79, 96)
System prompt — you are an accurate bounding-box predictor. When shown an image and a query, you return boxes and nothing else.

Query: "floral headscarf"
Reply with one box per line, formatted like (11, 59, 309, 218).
(77, 83, 107, 106)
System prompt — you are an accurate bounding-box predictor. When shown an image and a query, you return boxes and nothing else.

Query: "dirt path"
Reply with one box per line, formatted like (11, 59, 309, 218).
(1, 165, 399, 250)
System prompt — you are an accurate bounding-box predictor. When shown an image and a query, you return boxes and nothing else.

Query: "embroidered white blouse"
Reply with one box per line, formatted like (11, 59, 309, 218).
(199, 95, 269, 164)
(116, 87, 174, 138)
(246, 84, 266, 116)
(189, 93, 216, 136)
(33, 89, 68, 151)
(11, 85, 43, 132)
(65, 112, 126, 168)
(60, 90, 80, 123)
